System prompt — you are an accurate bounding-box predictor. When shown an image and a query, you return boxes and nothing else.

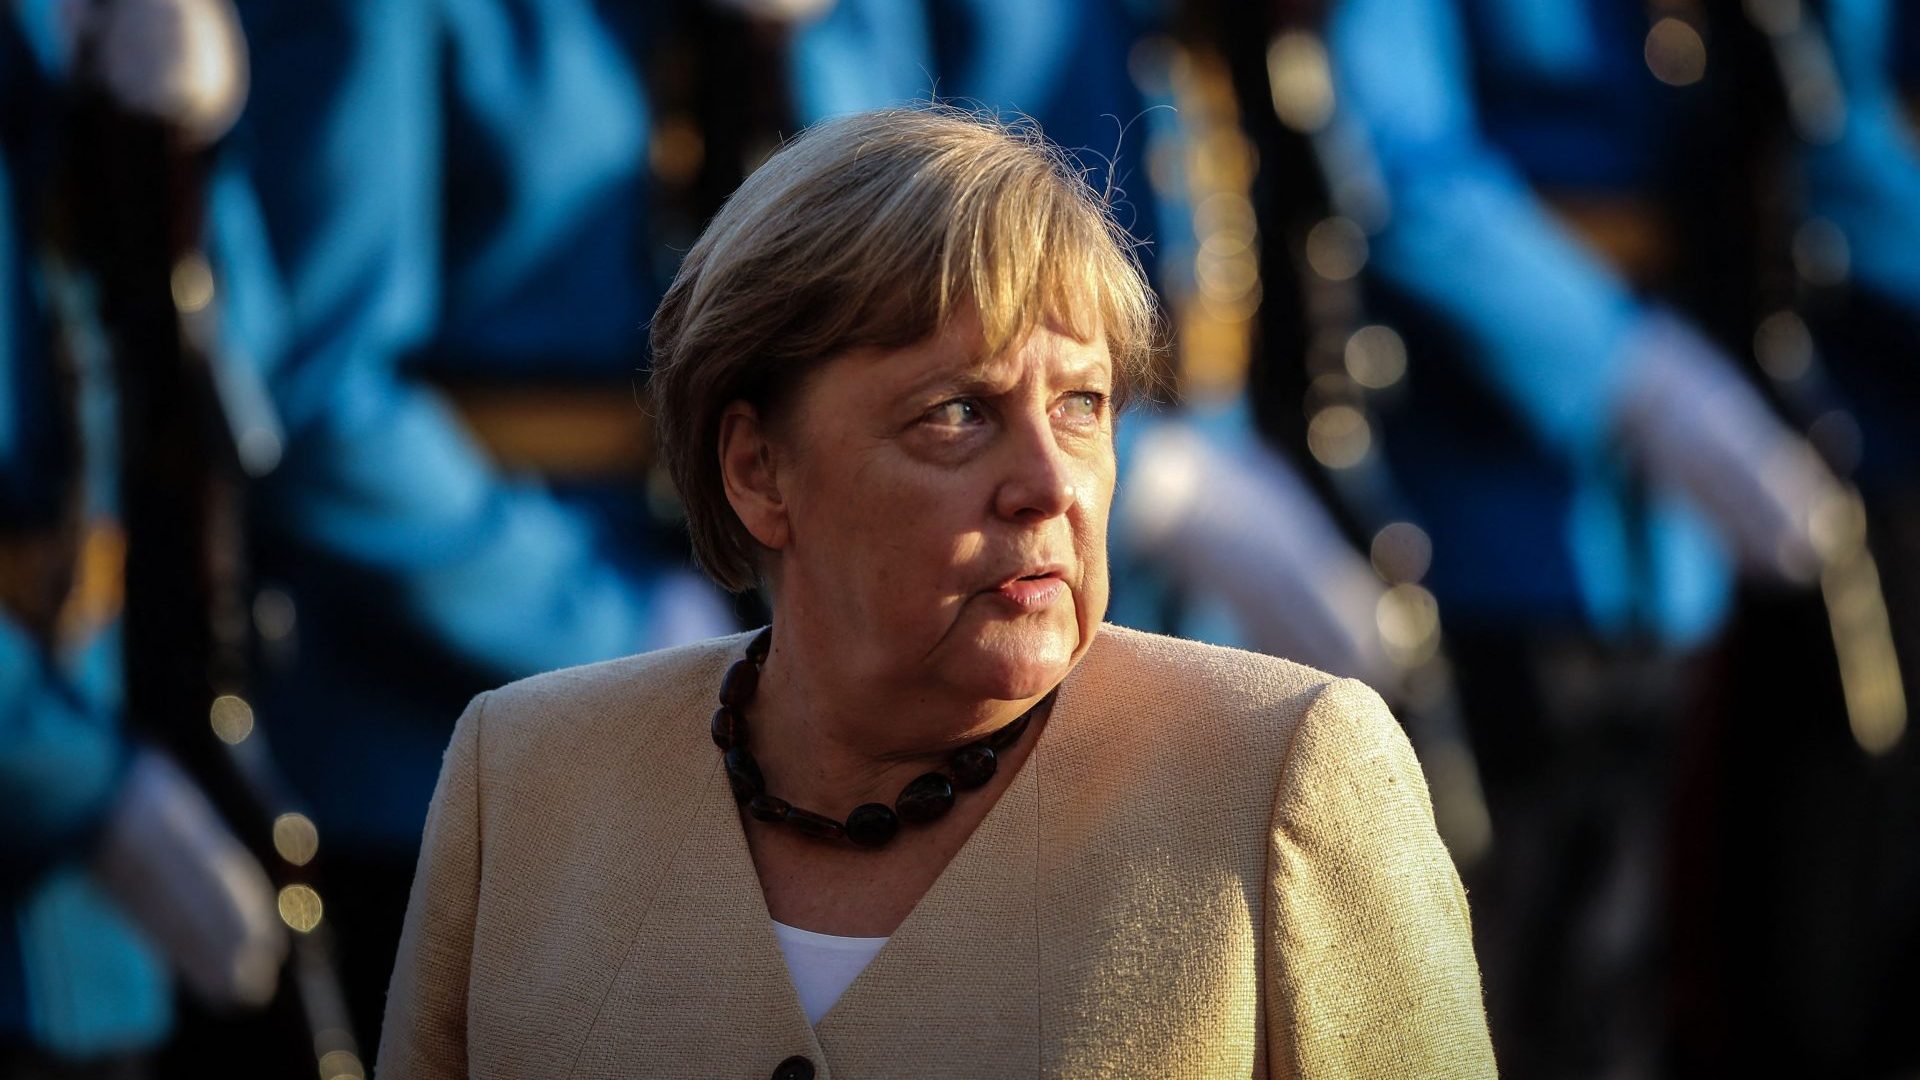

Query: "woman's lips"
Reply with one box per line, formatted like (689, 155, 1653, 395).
(994, 573, 1066, 610)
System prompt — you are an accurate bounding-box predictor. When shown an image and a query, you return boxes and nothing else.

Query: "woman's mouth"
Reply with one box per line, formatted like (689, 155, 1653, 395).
(994, 570, 1067, 610)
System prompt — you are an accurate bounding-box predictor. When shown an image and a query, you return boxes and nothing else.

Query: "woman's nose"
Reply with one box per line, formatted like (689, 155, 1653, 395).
(993, 415, 1078, 523)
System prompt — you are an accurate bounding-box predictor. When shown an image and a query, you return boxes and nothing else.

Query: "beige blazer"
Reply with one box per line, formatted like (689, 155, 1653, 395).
(377, 625, 1495, 1079)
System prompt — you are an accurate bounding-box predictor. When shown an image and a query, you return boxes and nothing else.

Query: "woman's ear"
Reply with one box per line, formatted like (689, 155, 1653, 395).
(718, 401, 792, 551)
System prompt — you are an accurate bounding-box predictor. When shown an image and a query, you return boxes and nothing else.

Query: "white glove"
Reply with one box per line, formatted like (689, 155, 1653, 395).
(92, 750, 288, 1010)
(1613, 312, 1847, 585)
(66, 0, 249, 146)
(704, 0, 837, 22)
(1119, 420, 1399, 691)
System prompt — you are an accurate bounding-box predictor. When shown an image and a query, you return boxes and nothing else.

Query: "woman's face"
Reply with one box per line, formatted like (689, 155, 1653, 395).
(757, 311, 1115, 705)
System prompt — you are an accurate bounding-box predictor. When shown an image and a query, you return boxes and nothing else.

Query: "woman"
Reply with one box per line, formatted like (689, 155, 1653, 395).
(377, 107, 1495, 1078)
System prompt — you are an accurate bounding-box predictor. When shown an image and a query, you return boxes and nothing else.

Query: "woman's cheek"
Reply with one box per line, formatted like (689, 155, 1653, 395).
(899, 423, 989, 468)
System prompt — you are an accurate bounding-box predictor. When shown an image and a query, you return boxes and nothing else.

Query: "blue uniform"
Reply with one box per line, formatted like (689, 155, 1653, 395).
(1329, 0, 1730, 645)
(1803, 0, 1920, 490)
(213, 0, 695, 854)
(8, 0, 708, 1057)
(791, 0, 1160, 259)
(1808, 0, 1920, 314)
(1329, 0, 1920, 644)
(1, 11, 171, 1061)
(1327, 1, 1920, 1071)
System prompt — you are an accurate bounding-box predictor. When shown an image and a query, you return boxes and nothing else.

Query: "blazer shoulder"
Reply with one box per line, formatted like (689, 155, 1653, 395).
(470, 632, 753, 770)
(1085, 623, 1344, 754)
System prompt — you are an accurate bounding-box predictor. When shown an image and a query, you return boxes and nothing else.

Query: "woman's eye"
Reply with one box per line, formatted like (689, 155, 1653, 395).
(1057, 391, 1105, 421)
(925, 399, 983, 428)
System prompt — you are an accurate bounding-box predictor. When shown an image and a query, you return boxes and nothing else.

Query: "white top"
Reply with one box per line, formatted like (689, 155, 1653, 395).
(770, 920, 890, 1025)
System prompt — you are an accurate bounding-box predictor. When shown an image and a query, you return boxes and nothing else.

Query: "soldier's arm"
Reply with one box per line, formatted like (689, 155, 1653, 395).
(1327, 0, 1645, 461)
(209, 1, 668, 682)
(0, 615, 133, 880)
(1802, 0, 1920, 311)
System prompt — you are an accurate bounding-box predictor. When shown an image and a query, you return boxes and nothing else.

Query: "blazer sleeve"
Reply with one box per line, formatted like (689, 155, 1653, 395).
(378, 691, 487, 1079)
(1264, 678, 1496, 1078)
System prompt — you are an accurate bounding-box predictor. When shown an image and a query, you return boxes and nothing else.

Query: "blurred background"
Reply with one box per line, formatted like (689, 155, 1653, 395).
(3, 0, 1917, 1076)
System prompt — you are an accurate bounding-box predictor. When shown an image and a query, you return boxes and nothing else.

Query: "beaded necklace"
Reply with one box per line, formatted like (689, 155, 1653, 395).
(709, 627, 1055, 848)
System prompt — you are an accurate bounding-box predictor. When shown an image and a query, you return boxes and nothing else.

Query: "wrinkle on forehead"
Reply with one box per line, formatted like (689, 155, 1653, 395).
(904, 308, 1112, 395)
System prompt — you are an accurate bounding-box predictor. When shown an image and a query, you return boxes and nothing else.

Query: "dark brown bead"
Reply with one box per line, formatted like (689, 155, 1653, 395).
(895, 772, 955, 824)
(747, 793, 790, 823)
(746, 626, 773, 663)
(724, 747, 764, 802)
(771, 1055, 815, 1080)
(719, 659, 760, 708)
(783, 807, 845, 841)
(949, 744, 998, 789)
(710, 706, 743, 750)
(845, 803, 899, 848)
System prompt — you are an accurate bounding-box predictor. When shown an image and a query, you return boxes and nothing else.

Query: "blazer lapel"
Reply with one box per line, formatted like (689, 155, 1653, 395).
(810, 666, 1104, 1079)
(568, 757, 826, 1080)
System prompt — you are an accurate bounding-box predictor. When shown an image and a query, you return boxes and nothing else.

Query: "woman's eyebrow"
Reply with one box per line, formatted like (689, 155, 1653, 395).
(899, 343, 1110, 401)
(899, 362, 1013, 401)
(1051, 354, 1113, 387)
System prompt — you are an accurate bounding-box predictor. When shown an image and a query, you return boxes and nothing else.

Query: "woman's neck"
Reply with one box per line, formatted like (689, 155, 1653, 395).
(743, 636, 1041, 816)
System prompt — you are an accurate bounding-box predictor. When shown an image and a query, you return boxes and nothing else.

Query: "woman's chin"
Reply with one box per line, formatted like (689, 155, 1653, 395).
(944, 616, 1081, 702)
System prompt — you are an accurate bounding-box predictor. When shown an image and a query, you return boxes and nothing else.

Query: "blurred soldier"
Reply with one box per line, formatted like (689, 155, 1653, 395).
(202, 0, 731, 1049)
(1323, 0, 1885, 1074)
(2, 1, 286, 1073)
(1694, 1, 1920, 1073)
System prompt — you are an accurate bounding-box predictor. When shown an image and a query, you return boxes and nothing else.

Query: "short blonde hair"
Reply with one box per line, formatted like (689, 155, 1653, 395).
(649, 106, 1160, 592)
